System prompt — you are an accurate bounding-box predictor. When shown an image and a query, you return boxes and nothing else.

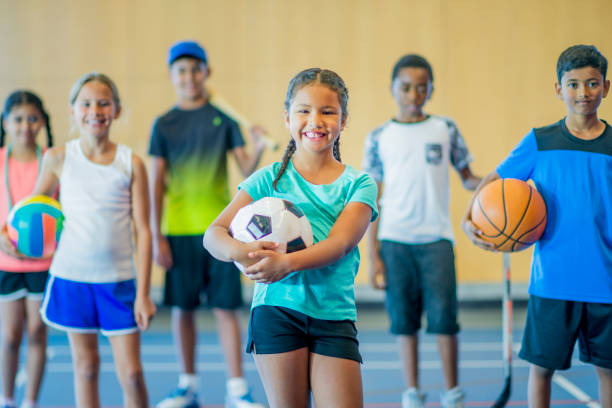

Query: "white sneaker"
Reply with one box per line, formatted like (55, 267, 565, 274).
(156, 387, 200, 408)
(441, 386, 465, 408)
(402, 388, 425, 408)
(226, 390, 265, 408)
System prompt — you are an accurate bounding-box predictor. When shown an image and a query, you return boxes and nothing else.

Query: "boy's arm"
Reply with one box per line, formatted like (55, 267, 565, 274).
(232, 126, 266, 177)
(366, 181, 386, 289)
(458, 164, 482, 191)
(448, 119, 481, 190)
(461, 170, 499, 251)
(149, 156, 173, 269)
(131, 154, 156, 330)
(210, 92, 273, 175)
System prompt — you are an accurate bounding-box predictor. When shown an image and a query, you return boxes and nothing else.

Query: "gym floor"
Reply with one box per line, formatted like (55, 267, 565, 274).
(6, 301, 602, 407)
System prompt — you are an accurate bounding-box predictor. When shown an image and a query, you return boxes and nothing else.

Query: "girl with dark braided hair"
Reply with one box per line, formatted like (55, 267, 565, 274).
(204, 68, 378, 407)
(0, 90, 53, 408)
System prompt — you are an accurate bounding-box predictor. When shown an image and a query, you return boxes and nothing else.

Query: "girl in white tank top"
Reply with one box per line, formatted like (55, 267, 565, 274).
(30, 73, 155, 408)
(50, 139, 136, 282)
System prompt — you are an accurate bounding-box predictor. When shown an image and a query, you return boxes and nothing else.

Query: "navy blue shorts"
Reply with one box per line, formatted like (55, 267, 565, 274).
(379, 239, 459, 335)
(164, 235, 243, 310)
(519, 295, 612, 370)
(0, 270, 48, 301)
(40, 276, 139, 336)
(246, 305, 362, 363)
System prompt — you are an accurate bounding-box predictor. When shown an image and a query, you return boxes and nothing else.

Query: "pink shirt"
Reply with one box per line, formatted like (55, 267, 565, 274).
(0, 146, 52, 272)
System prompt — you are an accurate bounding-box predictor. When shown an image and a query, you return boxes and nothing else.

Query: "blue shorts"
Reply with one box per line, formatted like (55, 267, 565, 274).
(380, 239, 460, 335)
(246, 305, 362, 363)
(519, 295, 612, 370)
(40, 276, 139, 336)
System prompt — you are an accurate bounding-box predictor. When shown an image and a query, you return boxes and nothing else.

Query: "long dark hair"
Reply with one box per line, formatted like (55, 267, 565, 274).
(0, 90, 53, 148)
(273, 68, 348, 191)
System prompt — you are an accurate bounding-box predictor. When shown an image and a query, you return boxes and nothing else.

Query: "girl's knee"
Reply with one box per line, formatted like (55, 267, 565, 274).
(74, 356, 101, 382)
(2, 330, 23, 351)
(121, 368, 147, 393)
(27, 322, 47, 345)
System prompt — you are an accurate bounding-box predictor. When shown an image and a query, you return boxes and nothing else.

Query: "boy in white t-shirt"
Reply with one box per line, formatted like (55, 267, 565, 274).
(362, 54, 481, 408)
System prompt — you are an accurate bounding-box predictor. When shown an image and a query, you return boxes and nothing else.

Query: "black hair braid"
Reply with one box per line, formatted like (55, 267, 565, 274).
(273, 139, 296, 191)
(333, 136, 341, 162)
(0, 114, 5, 147)
(42, 110, 53, 147)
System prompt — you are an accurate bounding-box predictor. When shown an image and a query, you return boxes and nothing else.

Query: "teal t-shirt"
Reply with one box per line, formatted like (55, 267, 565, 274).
(238, 160, 379, 321)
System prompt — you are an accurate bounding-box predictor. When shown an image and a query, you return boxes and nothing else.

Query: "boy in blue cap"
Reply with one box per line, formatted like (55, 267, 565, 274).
(463, 44, 612, 407)
(150, 40, 266, 408)
(363, 54, 481, 408)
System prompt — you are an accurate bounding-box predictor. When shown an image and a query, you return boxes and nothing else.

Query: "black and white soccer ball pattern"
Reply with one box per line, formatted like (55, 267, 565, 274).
(229, 197, 314, 272)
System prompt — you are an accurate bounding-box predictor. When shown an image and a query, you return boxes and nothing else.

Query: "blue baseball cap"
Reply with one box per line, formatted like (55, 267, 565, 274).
(167, 40, 207, 66)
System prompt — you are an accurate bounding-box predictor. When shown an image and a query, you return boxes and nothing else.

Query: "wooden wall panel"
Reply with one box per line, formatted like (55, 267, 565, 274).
(1, 0, 610, 288)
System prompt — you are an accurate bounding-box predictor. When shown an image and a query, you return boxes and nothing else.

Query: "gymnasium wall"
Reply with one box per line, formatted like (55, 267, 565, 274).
(1, 0, 610, 294)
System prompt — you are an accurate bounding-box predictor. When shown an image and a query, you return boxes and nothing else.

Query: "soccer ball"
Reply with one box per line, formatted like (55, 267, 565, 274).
(229, 197, 313, 272)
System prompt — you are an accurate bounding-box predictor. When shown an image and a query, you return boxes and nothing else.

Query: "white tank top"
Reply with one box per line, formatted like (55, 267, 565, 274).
(50, 139, 136, 282)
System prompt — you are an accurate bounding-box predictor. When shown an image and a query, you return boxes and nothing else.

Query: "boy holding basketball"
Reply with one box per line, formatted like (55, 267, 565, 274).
(150, 40, 266, 408)
(362, 54, 481, 408)
(463, 44, 612, 407)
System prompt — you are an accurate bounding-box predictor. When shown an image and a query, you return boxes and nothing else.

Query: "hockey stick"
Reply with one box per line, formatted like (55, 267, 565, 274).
(492, 252, 512, 408)
(209, 91, 280, 151)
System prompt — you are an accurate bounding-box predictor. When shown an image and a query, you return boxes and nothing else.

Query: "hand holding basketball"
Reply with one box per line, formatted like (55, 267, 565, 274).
(468, 178, 547, 252)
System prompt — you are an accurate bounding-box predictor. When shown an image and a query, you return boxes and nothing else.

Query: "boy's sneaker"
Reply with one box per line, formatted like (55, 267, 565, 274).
(440, 386, 465, 408)
(156, 387, 199, 408)
(401, 388, 426, 408)
(225, 391, 265, 408)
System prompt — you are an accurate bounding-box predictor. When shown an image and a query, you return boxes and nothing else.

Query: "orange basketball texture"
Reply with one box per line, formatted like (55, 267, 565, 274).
(471, 178, 547, 252)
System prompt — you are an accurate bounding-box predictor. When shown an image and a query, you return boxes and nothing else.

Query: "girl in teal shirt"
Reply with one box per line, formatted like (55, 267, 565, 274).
(204, 68, 378, 408)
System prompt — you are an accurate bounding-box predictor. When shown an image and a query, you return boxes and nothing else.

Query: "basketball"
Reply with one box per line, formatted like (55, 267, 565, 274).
(471, 178, 547, 252)
(6, 195, 64, 259)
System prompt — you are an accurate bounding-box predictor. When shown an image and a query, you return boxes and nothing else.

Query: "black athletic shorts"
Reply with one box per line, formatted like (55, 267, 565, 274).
(246, 305, 362, 363)
(0, 270, 48, 301)
(380, 239, 460, 335)
(519, 295, 612, 370)
(163, 235, 243, 310)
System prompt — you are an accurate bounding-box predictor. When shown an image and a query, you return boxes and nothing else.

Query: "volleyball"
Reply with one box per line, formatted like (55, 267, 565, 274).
(7, 195, 64, 258)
